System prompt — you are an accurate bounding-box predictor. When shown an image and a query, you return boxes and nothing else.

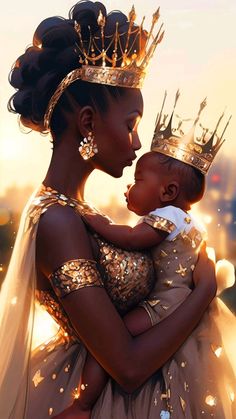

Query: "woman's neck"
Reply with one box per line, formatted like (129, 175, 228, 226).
(43, 135, 94, 201)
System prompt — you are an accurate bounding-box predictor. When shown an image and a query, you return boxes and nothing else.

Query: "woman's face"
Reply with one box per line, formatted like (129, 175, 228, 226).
(92, 89, 143, 178)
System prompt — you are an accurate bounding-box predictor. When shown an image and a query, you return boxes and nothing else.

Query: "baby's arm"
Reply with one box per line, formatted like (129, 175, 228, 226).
(73, 307, 152, 416)
(84, 213, 168, 250)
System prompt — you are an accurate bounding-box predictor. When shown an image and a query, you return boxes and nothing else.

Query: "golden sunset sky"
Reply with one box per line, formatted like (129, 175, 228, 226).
(1, 0, 236, 207)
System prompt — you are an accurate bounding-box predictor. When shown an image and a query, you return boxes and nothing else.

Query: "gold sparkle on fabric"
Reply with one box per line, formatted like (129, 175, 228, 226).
(180, 396, 186, 412)
(26, 184, 100, 233)
(184, 382, 189, 392)
(59, 387, 64, 393)
(154, 397, 158, 406)
(32, 370, 44, 387)
(184, 217, 191, 224)
(143, 214, 176, 234)
(81, 383, 88, 391)
(11, 297, 17, 305)
(205, 395, 217, 407)
(175, 264, 187, 277)
(229, 391, 235, 402)
(161, 304, 169, 310)
(181, 361, 187, 368)
(72, 387, 79, 399)
(148, 299, 161, 307)
(49, 407, 53, 416)
(64, 364, 70, 372)
(52, 373, 57, 380)
(163, 279, 173, 287)
(160, 250, 168, 258)
(211, 344, 222, 358)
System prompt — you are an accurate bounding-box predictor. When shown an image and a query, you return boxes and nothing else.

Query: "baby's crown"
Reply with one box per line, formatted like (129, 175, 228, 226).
(151, 91, 231, 175)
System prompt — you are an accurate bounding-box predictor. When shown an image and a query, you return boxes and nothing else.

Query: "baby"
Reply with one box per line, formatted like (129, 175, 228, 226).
(71, 98, 236, 418)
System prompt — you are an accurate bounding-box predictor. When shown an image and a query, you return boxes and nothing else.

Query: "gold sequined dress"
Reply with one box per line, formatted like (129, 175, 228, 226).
(24, 185, 170, 419)
(137, 206, 236, 418)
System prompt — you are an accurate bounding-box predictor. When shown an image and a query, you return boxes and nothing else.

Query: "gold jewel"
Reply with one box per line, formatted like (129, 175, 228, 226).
(175, 263, 187, 277)
(79, 131, 98, 160)
(44, 6, 164, 130)
(32, 370, 45, 387)
(151, 91, 231, 175)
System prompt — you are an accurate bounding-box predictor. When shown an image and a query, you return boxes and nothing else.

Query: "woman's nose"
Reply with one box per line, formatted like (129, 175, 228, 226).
(132, 132, 141, 151)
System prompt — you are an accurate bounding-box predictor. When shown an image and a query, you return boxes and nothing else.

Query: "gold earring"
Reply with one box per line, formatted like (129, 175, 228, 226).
(78, 132, 98, 161)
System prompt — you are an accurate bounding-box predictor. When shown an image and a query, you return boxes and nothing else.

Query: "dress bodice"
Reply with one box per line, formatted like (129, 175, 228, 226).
(31, 185, 154, 336)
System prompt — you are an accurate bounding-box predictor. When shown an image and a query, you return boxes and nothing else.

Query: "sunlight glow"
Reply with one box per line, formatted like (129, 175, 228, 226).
(32, 303, 59, 350)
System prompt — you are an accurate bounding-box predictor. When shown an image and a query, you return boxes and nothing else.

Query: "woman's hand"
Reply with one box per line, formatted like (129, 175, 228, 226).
(193, 241, 217, 298)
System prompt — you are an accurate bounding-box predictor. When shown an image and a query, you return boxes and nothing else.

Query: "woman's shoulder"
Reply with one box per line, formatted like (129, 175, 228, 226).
(36, 203, 94, 278)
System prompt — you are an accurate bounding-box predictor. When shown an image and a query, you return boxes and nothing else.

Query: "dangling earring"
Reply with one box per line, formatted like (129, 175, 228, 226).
(79, 132, 98, 161)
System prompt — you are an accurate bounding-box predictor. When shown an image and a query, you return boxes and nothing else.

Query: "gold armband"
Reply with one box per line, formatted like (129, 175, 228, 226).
(49, 259, 104, 298)
(143, 214, 176, 234)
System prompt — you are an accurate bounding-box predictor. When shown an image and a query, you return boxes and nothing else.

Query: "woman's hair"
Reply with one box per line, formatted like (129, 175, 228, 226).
(155, 153, 206, 204)
(8, 1, 147, 140)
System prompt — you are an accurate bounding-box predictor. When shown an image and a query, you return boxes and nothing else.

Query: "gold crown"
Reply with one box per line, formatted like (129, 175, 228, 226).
(44, 6, 164, 131)
(151, 91, 231, 175)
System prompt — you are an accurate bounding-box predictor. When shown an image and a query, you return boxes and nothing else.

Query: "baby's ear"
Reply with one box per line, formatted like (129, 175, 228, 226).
(160, 181, 180, 203)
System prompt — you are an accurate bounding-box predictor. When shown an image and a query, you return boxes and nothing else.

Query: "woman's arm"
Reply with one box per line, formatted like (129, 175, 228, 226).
(84, 213, 168, 249)
(37, 205, 216, 393)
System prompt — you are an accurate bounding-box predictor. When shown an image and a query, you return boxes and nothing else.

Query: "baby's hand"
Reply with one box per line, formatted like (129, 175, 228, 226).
(83, 213, 112, 233)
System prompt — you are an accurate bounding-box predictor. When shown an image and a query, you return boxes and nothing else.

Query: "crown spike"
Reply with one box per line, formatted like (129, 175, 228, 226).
(139, 16, 146, 60)
(194, 97, 207, 125)
(141, 23, 164, 68)
(155, 90, 167, 131)
(174, 89, 180, 110)
(112, 22, 119, 68)
(220, 114, 232, 141)
(97, 10, 106, 66)
(74, 21, 88, 65)
(145, 8, 160, 47)
(129, 5, 137, 23)
(202, 111, 226, 153)
(122, 5, 137, 66)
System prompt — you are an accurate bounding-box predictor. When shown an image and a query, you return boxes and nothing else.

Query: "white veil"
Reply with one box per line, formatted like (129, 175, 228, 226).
(0, 189, 39, 418)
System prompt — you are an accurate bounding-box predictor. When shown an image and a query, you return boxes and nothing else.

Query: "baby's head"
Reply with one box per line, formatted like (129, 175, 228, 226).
(125, 151, 205, 216)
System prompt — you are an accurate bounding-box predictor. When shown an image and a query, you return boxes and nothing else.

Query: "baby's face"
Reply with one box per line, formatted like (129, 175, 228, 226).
(125, 153, 167, 216)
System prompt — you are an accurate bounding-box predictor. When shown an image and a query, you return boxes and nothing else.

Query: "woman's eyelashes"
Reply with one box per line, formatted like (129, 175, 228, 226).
(128, 123, 136, 132)
(127, 116, 140, 133)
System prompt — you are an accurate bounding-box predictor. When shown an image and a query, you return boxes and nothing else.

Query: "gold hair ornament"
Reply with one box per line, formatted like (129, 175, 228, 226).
(44, 6, 164, 131)
(151, 91, 232, 175)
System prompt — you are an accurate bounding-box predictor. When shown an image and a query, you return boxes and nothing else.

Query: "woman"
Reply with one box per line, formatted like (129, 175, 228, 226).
(0, 2, 216, 418)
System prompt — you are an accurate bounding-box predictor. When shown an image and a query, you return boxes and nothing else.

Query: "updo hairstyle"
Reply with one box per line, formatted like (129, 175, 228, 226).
(8, 1, 147, 140)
